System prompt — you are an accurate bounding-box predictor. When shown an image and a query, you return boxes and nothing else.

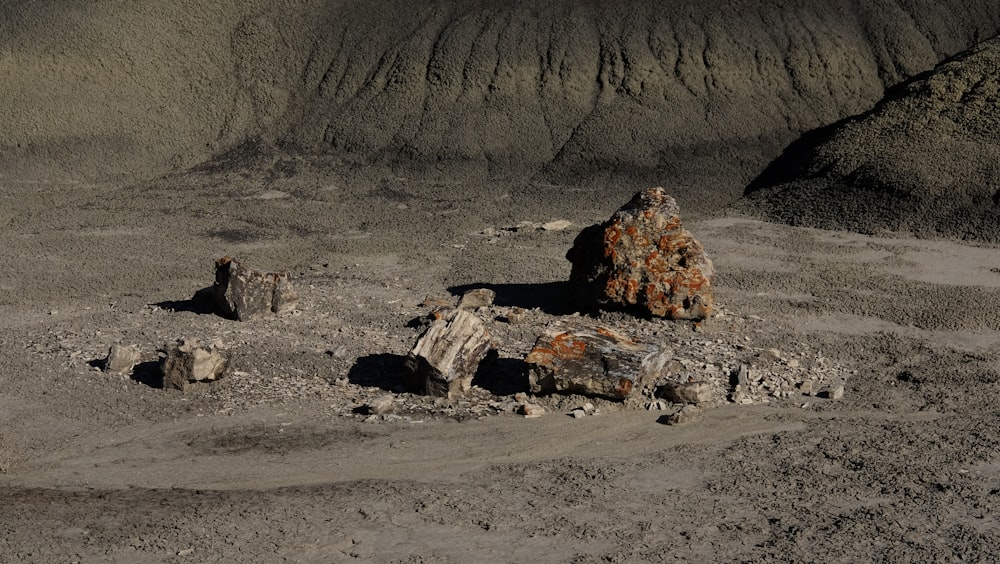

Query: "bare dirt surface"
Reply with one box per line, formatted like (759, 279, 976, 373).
(5, 2, 1000, 562)
(3, 158, 1000, 562)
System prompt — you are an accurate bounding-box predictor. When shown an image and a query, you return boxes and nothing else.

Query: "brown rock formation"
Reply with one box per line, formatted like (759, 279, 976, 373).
(213, 257, 298, 321)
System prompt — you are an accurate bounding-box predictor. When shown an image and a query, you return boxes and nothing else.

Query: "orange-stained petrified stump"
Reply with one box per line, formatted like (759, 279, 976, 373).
(566, 187, 715, 320)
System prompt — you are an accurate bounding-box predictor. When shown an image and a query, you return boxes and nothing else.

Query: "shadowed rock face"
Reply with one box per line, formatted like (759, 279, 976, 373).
(1, 0, 999, 197)
(741, 36, 1000, 242)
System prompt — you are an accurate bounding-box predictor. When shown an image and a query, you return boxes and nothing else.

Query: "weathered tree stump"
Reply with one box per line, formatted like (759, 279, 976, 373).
(405, 309, 494, 398)
(213, 256, 298, 321)
(161, 339, 229, 391)
(525, 325, 671, 400)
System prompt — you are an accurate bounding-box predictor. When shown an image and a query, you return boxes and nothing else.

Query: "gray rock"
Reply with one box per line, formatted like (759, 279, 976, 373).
(161, 339, 229, 391)
(518, 403, 546, 418)
(658, 380, 715, 405)
(213, 256, 299, 321)
(103, 344, 140, 375)
(365, 395, 396, 415)
(457, 288, 496, 311)
(662, 404, 703, 426)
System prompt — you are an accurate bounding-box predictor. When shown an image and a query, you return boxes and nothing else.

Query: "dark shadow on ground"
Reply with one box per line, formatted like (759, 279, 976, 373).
(86, 359, 163, 389)
(348, 353, 413, 393)
(131, 361, 163, 389)
(448, 281, 577, 315)
(153, 287, 218, 315)
(473, 352, 529, 396)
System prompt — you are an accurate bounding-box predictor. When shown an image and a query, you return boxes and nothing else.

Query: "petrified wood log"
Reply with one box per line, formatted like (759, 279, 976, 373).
(525, 325, 670, 401)
(566, 187, 715, 320)
(161, 339, 228, 391)
(405, 309, 494, 398)
(213, 256, 298, 320)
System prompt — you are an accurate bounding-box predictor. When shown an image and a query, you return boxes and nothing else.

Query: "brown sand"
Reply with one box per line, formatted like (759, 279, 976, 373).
(3, 2, 1000, 562)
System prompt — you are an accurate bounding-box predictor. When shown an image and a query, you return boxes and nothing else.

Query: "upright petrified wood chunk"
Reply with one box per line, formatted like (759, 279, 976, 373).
(525, 325, 671, 401)
(405, 309, 494, 398)
(161, 339, 229, 391)
(213, 256, 299, 320)
(566, 187, 715, 320)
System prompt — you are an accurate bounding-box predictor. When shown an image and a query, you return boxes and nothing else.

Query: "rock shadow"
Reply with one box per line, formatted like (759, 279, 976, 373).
(85, 359, 163, 388)
(131, 361, 163, 389)
(348, 353, 412, 393)
(448, 281, 576, 315)
(153, 287, 217, 316)
(473, 352, 529, 396)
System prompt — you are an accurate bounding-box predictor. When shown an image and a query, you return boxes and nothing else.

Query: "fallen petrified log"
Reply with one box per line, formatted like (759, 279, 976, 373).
(161, 339, 229, 391)
(566, 187, 715, 320)
(405, 309, 494, 398)
(525, 325, 671, 401)
(212, 256, 298, 321)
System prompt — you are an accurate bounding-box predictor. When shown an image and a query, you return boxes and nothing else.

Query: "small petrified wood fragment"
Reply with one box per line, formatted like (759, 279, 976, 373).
(525, 325, 670, 401)
(103, 344, 141, 375)
(405, 309, 494, 398)
(213, 256, 298, 320)
(566, 187, 715, 320)
(161, 339, 228, 391)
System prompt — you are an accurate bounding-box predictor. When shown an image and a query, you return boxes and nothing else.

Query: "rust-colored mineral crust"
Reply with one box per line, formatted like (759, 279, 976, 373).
(566, 187, 715, 320)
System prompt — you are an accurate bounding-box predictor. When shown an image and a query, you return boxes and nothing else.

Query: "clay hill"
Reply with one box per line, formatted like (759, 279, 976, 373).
(2, 0, 1000, 214)
(741, 35, 1000, 242)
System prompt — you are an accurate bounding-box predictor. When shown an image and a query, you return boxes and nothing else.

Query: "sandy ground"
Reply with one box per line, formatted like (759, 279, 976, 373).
(2, 157, 1000, 562)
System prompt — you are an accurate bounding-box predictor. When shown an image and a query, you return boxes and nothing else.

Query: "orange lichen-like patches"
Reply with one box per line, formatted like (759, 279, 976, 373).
(624, 224, 651, 247)
(616, 379, 634, 396)
(604, 229, 622, 260)
(624, 278, 639, 303)
(526, 332, 589, 367)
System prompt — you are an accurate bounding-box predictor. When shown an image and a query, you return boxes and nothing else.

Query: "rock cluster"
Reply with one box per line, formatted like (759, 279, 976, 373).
(212, 256, 298, 321)
(567, 187, 715, 320)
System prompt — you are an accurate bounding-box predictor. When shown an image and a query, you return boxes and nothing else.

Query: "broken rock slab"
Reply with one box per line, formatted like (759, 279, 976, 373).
(213, 256, 299, 321)
(405, 309, 494, 398)
(161, 339, 229, 391)
(658, 380, 715, 405)
(457, 288, 496, 311)
(525, 324, 671, 401)
(566, 187, 715, 320)
(103, 344, 141, 375)
(660, 405, 703, 426)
